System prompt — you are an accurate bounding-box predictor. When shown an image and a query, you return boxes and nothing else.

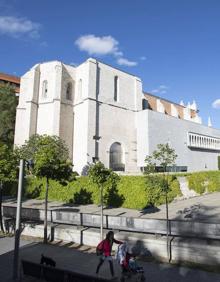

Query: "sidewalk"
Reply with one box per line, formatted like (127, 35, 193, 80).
(1, 236, 220, 282)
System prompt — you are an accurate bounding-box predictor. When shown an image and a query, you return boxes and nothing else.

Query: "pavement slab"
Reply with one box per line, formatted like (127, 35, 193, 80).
(3, 191, 220, 223)
(1, 236, 220, 282)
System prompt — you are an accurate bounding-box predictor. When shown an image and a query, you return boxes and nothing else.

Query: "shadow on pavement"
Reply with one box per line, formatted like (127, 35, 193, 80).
(0, 236, 220, 282)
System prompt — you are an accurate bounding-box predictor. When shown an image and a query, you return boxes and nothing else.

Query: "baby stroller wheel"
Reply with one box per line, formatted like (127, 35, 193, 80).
(140, 274, 146, 281)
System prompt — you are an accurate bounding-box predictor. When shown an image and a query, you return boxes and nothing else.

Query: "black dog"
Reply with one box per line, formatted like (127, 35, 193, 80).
(40, 254, 56, 267)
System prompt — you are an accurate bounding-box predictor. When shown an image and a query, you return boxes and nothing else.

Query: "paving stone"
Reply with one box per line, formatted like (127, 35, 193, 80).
(1, 237, 220, 282)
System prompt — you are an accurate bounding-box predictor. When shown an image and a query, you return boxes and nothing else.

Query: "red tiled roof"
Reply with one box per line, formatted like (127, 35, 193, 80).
(0, 72, 20, 93)
(144, 92, 197, 119)
(0, 73, 20, 84)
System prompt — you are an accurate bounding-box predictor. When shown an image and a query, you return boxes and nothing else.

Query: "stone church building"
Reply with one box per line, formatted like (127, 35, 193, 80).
(14, 58, 220, 174)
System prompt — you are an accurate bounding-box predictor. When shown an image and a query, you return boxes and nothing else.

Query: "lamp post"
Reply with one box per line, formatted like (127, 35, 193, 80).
(100, 185, 104, 240)
(0, 180, 4, 233)
(13, 159, 25, 280)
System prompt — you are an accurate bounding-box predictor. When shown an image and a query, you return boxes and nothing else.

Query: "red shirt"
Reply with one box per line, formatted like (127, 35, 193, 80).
(100, 238, 122, 257)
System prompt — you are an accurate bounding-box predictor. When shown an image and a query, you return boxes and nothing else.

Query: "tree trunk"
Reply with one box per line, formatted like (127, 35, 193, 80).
(164, 166, 170, 262)
(0, 181, 4, 233)
(165, 192, 170, 261)
(100, 185, 103, 240)
(44, 177, 49, 244)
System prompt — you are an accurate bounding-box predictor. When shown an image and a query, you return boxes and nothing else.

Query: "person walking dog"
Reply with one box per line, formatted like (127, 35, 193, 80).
(96, 231, 122, 278)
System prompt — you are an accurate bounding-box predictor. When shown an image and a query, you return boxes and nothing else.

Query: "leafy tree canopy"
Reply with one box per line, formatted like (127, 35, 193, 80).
(0, 84, 18, 147)
(145, 143, 178, 173)
(88, 161, 118, 186)
(88, 161, 121, 207)
(18, 134, 73, 182)
(145, 143, 178, 194)
(0, 144, 18, 183)
(17, 134, 73, 244)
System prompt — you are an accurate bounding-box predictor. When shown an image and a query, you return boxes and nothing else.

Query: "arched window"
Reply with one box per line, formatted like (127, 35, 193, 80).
(109, 142, 125, 171)
(42, 80, 48, 98)
(142, 99, 148, 110)
(66, 82, 72, 100)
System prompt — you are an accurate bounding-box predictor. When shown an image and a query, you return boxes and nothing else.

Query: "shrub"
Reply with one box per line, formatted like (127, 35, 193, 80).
(168, 177, 182, 200)
(187, 172, 207, 194)
(24, 174, 181, 210)
(2, 181, 17, 197)
(72, 188, 93, 205)
(187, 171, 220, 194)
(117, 176, 147, 209)
(206, 171, 220, 193)
(145, 174, 181, 207)
(11, 171, 220, 210)
(88, 162, 123, 207)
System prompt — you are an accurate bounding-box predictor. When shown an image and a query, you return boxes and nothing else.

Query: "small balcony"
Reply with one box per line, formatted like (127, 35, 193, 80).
(187, 132, 220, 151)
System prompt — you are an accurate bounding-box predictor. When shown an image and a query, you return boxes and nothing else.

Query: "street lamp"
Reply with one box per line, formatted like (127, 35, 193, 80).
(12, 159, 34, 280)
(0, 180, 4, 233)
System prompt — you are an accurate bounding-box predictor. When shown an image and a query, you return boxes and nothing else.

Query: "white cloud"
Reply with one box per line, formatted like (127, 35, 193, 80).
(75, 34, 138, 67)
(212, 99, 220, 109)
(140, 56, 146, 61)
(0, 16, 40, 38)
(114, 51, 123, 57)
(151, 85, 168, 95)
(117, 57, 137, 67)
(75, 34, 119, 56)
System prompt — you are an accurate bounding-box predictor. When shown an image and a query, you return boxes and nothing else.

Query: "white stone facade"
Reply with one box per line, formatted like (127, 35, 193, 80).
(14, 58, 220, 174)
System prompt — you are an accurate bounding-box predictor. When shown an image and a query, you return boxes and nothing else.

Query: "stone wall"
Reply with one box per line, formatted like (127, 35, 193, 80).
(20, 222, 220, 266)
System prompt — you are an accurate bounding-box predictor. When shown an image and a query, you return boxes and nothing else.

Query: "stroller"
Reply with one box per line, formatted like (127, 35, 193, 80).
(115, 242, 145, 282)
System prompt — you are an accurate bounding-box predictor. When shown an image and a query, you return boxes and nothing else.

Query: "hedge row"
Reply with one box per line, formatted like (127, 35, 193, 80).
(24, 175, 182, 210)
(187, 171, 220, 194)
(8, 171, 220, 210)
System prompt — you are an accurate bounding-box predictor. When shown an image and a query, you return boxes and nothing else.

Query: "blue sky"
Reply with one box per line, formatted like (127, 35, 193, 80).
(0, 0, 220, 128)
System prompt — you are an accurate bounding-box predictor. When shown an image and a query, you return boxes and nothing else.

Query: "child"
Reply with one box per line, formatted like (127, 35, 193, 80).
(116, 242, 145, 282)
(129, 257, 144, 273)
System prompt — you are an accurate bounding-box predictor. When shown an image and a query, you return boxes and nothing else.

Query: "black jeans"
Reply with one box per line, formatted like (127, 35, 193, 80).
(96, 257, 114, 277)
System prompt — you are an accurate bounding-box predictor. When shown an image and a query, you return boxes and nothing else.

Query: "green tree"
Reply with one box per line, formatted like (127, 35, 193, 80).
(0, 84, 18, 147)
(19, 134, 73, 243)
(0, 144, 18, 232)
(145, 143, 177, 262)
(88, 161, 120, 239)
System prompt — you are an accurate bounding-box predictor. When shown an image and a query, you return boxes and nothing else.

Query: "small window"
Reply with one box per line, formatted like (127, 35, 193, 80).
(66, 82, 72, 100)
(42, 80, 48, 98)
(114, 76, 118, 102)
(142, 99, 148, 110)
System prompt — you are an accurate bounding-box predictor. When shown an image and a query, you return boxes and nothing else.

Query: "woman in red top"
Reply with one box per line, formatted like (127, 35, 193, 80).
(96, 231, 122, 278)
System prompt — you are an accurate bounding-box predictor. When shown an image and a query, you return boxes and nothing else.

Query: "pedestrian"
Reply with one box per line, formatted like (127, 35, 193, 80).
(96, 231, 122, 279)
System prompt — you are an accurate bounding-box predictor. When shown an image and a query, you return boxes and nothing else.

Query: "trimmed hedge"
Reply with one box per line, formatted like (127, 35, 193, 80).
(8, 171, 220, 209)
(187, 171, 220, 194)
(24, 174, 181, 210)
(145, 175, 181, 207)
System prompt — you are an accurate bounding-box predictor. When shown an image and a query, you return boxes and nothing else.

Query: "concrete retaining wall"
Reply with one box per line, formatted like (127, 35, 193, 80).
(3, 205, 220, 240)
(21, 222, 220, 266)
